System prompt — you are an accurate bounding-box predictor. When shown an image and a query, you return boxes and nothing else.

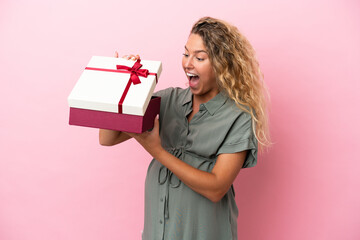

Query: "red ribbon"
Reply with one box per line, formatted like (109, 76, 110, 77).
(116, 59, 148, 85)
(85, 59, 157, 113)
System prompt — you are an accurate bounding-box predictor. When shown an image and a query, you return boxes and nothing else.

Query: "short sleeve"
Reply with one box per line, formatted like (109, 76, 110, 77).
(153, 87, 174, 100)
(153, 87, 174, 117)
(217, 111, 258, 168)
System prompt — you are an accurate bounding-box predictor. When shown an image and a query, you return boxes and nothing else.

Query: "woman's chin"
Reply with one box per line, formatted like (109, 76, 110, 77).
(190, 87, 208, 98)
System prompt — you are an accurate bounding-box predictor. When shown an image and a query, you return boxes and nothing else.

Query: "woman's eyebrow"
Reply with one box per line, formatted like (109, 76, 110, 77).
(184, 46, 208, 54)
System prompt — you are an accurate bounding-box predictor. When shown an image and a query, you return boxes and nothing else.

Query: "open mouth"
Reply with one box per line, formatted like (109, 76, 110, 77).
(186, 72, 200, 88)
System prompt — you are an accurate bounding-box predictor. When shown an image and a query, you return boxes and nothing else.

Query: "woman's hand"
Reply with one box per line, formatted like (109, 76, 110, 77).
(125, 117, 164, 158)
(115, 51, 140, 61)
(115, 51, 162, 155)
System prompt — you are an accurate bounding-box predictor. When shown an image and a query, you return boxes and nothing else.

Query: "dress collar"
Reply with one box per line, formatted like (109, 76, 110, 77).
(181, 87, 228, 115)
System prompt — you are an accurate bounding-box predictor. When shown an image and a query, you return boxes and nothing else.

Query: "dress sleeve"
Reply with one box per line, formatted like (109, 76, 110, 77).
(152, 87, 175, 134)
(153, 87, 174, 100)
(153, 87, 174, 116)
(217, 111, 258, 168)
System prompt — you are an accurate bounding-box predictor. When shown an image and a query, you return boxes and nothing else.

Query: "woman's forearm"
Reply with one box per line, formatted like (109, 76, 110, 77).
(99, 129, 132, 146)
(154, 149, 227, 202)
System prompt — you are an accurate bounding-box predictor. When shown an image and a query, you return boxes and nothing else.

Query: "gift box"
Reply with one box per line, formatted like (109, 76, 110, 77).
(67, 56, 162, 133)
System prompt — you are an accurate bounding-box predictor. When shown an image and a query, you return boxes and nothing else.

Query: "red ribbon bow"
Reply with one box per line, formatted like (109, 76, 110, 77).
(116, 59, 148, 85)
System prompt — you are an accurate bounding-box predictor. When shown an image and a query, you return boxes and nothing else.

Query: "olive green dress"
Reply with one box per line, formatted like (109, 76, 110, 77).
(142, 87, 257, 240)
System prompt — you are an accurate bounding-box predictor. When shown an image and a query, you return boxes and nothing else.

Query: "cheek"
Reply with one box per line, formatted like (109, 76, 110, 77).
(204, 66, 216, 82)
(206, 74, 217, 88)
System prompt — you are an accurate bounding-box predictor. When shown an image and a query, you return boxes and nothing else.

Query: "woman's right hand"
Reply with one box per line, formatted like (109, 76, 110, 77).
(114, 51, 140, 61)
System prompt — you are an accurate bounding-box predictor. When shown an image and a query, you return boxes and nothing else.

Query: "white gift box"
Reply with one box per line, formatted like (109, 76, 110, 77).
(68, 56, 162, 116)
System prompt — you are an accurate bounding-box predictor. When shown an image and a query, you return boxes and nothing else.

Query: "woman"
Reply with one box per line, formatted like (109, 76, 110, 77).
(100, 16, 271, 240)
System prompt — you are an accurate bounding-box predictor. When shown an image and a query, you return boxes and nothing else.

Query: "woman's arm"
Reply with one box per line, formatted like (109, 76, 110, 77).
(128, 117, 247, 203)
(99, 129, 132, 146)
(155, 149, 247, 203)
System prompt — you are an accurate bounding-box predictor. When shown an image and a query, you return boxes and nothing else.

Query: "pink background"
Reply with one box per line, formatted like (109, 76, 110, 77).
(1, 0, 359, 239)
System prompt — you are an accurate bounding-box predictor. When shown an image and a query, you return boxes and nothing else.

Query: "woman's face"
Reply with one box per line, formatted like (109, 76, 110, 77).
(182, 33, 219, 100)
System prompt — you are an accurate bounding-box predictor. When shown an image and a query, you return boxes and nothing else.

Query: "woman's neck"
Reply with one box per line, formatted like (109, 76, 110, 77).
(192, 89, 220, 106)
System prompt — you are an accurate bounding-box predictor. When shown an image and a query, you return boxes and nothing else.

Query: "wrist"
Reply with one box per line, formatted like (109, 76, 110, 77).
(151, 145, 166, 159)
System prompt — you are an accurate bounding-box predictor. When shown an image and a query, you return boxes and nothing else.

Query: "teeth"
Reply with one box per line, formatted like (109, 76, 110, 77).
(186, 73, 198, 77)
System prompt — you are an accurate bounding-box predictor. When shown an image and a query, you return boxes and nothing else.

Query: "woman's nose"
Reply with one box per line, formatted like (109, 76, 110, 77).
(183, 57, 193, 69)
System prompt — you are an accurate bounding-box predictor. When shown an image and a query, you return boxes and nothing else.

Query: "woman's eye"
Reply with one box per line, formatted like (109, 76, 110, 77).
(196, 57, 204, 61)
(183, 53, 189, 57)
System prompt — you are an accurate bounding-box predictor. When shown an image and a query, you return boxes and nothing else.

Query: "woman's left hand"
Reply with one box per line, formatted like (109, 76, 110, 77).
(125, 117, 164, 158)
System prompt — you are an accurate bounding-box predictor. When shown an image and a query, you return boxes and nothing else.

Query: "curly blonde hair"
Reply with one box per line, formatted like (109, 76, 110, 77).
(191, 17, 272, 152)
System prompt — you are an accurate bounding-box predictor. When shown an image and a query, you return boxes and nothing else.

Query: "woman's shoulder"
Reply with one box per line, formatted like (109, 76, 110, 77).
(153, 87, 190, 103)
(218, 92, 252, 120)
